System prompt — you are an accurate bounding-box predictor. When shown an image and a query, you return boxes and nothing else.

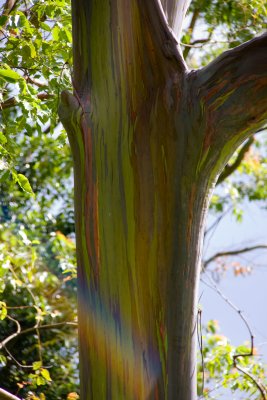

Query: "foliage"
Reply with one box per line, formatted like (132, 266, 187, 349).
(182, 0, 267, 67)
(209, 134, 267, 220)
(0, 223, 78, 399)
(0, 0, 73, 225)
(197, 320, 267, 399)
(0, 0, 78, 398)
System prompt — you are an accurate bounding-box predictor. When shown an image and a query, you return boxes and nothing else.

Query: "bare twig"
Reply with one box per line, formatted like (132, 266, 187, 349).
(233, 346, 267, 400)
(203, 244, 267, 270)
(202, 275, 267, 399)
(0, 315, 21, 350)
(24, 75, 48, 88)
(183, 34, 213, 56)
(181, 38, 241, 49)
(198, 378, 225, 399)
(2, 344, 34, 369)
(204, 206, 233, 238)
(183, 8, 200, 59)
(0, 320, 77, 371)
(0, 321, 77, 350)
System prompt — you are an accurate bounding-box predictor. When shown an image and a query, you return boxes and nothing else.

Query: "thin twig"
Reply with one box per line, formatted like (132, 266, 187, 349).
(1, 321, 77, 371)
(0, 388, 21, 400)
(180, 38, 240, 48)
(204, 206, 233, 238)
(233, 349, 267, 400)
(0, 315, 21, 349)
(202, 275, 267, 399)
(183, 8, 200, 59)
(203, 244, 267, 269)
(0, 93, 52, 110)
(2, 344, 34, 369)
(0, 321, 77, 350)
(24, 75, 48, 88)
(197, 308, 205, 396)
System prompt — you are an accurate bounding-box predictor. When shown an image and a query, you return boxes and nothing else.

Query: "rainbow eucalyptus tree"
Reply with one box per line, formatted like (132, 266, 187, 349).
(59, 0, 267, 398)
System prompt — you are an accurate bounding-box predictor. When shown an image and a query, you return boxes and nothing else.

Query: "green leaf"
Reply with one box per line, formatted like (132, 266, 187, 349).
(41, 368, 52, 381)
(52, 25, 60, 41)
(0, 354, 7, 366)
(17, 173, 34, 195)
(40, 22, 51, 31)
(0, 69, 22, 83)
(36, 376, 46, 386)
(33, 361, 42, 371)
(0, 15, 8, 28)
(0, 131, 7, 145)
(0, 301, 7, 320)
(29, 43, 37, 58)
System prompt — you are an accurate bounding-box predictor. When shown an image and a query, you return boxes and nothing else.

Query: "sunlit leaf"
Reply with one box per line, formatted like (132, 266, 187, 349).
(33, 361, 42, 371)
(16, 173, 34, 195)
(0, 69, 21, 83)
(40, 369, 52, 382)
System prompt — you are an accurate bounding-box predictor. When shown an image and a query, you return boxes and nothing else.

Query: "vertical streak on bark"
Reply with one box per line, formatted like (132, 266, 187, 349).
(166, 182, 209, 400)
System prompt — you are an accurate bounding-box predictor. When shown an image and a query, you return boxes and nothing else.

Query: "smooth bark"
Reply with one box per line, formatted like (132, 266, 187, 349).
(59, 1, 267, 398)
(160, 0, 191, 38)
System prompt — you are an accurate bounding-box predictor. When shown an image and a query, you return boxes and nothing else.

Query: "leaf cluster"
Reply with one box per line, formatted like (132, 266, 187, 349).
(198, 320, 267, 399)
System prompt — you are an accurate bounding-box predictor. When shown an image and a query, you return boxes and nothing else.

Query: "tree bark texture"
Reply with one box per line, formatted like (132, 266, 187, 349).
(160, 0, 191, 38)
(59, 1, 267, 399)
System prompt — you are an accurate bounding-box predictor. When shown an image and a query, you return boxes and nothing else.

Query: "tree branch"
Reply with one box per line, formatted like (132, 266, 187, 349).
(1, 0, 17, 16)
(160, 0, 192, 38)
(193, 33, 267, 177)
(0, 0, 19, 39)
(233, 355, 267, 400)
(217, 136, 254, 184)
(138, 0, 185, 62)
(0, 321, 77, 350)
(71, 0, 187, 100)
(24, 76, 48, 88)
(0, 316, 21, 350)
(0, 388, 21, 400)
(183, 8, 200, 59)
(0, 93, 52, 109)
(203, 244, 267, 269)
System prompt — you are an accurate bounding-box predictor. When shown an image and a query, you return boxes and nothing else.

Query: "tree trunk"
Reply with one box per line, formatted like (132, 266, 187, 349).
(59, 1, 267, 398)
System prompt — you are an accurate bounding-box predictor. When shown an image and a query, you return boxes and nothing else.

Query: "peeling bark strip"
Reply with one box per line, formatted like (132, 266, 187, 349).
(59, 0, 267, 398)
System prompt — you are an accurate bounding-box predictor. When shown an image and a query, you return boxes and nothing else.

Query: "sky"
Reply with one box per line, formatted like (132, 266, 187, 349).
(201, 201, 267, 398)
